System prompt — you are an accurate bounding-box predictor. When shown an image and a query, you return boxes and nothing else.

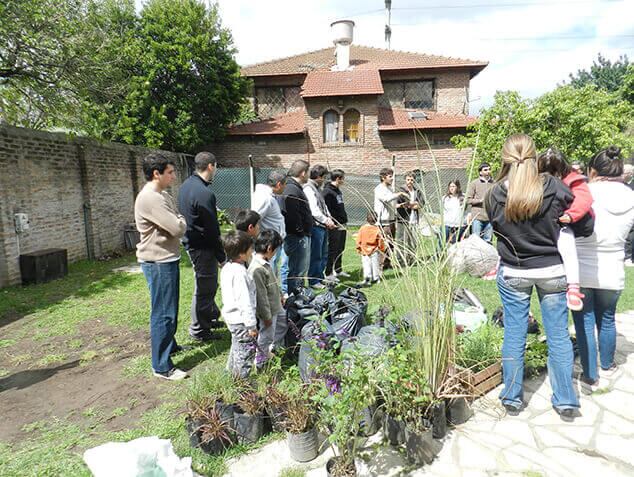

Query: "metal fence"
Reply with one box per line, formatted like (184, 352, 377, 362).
(206, 166, 470, 226)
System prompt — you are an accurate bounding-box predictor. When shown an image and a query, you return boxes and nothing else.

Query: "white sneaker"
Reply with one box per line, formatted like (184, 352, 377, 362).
(325, 274, 340, 284)
(600, 365, 621, 379)
(625, 259, 634, 267)
(311, 283, 326, 290)
(153, 368, 188, 381)
(336, 271, 351, 278)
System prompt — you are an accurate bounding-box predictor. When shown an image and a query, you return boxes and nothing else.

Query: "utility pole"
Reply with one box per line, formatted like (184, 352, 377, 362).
(385, 0, 392, 50)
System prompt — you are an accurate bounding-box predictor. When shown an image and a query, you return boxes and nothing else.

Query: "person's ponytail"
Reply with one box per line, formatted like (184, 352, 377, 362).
(501, 134, 543, 222)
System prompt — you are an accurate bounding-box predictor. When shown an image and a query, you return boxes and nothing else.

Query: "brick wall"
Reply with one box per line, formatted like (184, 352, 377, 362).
(0, 125, 188, 287)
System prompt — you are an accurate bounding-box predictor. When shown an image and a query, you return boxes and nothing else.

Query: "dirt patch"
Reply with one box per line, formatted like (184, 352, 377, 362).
(0, 321, 165, 443)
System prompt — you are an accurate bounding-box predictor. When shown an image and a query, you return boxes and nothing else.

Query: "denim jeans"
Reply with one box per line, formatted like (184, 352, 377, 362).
(284, 234, 310, 293)
(496, 270, 579, 410)
(141, 260, 180, 373)
(472, 219, 493, 243)
(572, 288, 622, 382)
(271, 245, 289, 295)
(308, 226, 328, 286)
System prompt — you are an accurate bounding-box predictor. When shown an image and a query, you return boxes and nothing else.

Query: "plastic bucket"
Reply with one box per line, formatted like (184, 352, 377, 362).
(287, 427, 319, 462)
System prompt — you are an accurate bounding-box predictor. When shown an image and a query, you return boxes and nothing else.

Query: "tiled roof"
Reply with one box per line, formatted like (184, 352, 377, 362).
(242, 45, 487, 77)
(301, 69, 384, 98)
(226, 109, 305, 136)
(378, 108, 476, 131)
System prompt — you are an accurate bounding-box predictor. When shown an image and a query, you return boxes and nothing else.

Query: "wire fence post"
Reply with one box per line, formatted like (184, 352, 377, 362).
(391, 154, 396, 191)
(248, 154, 255, 208)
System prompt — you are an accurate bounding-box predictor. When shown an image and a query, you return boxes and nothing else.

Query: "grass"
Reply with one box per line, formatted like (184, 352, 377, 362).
(1, 232, 634, 476)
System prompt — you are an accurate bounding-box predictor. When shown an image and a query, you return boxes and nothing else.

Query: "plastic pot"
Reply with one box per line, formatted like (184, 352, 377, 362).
(446, 397, 472, 426)
(432, 401, 447, 439)
(326, 456, 357, 477)
(358, 404, 382, 437)
(215, 401, 236, 442)
(383, 414, 406, 446)
(199, 436, 226, 455)
(287, 427, 319, 462)
(404, 425, 440, 466)
(186, 416, 204, 449)
(233, 408, 266, 444)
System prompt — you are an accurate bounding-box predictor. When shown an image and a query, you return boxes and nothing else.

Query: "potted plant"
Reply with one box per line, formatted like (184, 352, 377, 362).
(281, 385, 319, 463)
(234, 381, 267, 444)
(186, 397, 234, 455)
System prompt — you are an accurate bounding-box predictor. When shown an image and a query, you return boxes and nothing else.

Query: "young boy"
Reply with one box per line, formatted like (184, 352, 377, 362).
(235, 209, 261, 238)
(220, 230, 258, 378)
(248, 230, 286, 368)
(356, 211, 386, 286)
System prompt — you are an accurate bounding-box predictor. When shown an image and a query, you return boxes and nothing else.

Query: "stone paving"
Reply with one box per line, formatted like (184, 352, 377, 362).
(224, 312, 634, 477)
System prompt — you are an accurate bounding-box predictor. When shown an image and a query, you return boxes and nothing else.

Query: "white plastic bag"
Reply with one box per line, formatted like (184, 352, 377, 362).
(447, 235, 498, 277)
(83, 436, 194, 477)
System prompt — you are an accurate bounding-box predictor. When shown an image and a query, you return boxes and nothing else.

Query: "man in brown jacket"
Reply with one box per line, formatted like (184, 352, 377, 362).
(135, 153, 187, 381)
(466, 162, 494, 243)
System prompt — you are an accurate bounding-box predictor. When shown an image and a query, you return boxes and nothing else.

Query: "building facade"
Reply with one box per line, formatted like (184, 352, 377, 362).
(209, 43, 487, 174)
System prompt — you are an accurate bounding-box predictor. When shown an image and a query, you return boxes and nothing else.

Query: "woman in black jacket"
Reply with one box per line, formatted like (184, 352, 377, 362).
(485, 133, 579, 420)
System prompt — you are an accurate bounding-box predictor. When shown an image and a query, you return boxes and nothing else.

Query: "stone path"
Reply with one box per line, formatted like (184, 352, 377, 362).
(224, 312, 634, 477)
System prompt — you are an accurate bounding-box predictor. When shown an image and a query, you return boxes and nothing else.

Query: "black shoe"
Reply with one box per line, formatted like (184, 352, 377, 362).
(208, 320, 224, 329)
(189, 333, 219, 343)
(554, 407, 576, 422)
(503, 403, 521, 416)
(170, 345, 184, 355)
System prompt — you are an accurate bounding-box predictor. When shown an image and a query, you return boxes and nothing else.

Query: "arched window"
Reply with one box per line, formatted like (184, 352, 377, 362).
(323, 110, 339, 143)
(343, 109, 360, 143)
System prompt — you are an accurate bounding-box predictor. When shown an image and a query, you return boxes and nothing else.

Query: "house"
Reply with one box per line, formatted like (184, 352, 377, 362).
(209, 21, 487, 175)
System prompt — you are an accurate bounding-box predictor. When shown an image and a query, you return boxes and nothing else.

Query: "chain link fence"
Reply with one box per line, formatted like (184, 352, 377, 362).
(205, 165, 471, 226)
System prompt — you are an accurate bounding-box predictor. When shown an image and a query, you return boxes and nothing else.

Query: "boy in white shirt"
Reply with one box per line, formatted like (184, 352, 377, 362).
(220, 230, 258, 378)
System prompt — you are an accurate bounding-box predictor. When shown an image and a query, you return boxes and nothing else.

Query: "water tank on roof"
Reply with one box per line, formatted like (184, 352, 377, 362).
(330, 20, 355, 45)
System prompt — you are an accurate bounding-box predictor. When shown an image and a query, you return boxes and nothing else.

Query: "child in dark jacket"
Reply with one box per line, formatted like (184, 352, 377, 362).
(538, 147, 595, 311)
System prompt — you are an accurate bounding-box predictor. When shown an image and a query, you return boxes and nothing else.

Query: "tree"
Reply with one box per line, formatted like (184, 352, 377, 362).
(568, 53, 630, 94)
(95, 0, 249, 153)
(453, 85, 634, 171)
(0, 0, 86, 128)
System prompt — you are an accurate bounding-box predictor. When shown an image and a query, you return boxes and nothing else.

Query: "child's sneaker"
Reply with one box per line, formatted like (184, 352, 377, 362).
(566, 285, 584, 311)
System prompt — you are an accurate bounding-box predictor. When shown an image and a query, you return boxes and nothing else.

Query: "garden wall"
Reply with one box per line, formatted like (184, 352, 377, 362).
(0, 124, 190, 288)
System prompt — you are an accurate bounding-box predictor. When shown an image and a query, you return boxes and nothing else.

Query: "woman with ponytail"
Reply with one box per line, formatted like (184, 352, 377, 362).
(486, 134, 579, 420)
(572, 146, 634, 393)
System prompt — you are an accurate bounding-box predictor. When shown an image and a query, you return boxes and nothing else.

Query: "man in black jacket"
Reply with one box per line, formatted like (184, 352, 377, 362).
(178, 152, 226, 342)
(322, 169, 349, 280)
(283, 160, 312, 293)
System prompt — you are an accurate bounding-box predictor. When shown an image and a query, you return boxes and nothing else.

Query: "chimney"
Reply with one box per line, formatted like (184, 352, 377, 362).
(330, 20, 354, 71)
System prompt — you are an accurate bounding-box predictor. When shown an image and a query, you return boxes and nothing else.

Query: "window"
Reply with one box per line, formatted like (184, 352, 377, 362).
(379, 80, 434, 110)
(343, 109, 360, 143)
(255, 86, 302, 118)
(323, 110, 339, 143)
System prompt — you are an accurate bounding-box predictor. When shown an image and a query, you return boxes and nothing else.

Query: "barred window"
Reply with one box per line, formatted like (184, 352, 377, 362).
(255, 86, 303, 118)
(379, 80, 434, 110)
(323, 110, 339, 143)
(343, 109, 360, 143)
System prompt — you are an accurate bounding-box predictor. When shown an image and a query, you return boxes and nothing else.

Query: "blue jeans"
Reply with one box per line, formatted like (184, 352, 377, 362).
(141, 260, 180, 373)
(308, 226, 328, 286)
(271, 245, 289, 295)
(572, 288, 621, 382)
(284, 234, 310, 293)
(496, 270, 579, 410)
(472, 219, 493, 243)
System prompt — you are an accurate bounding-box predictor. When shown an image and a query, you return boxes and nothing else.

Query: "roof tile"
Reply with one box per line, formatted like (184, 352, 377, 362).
(301, 69, 384, 98)
(378, 107, 476, 131)
(226, 110, 305, 136)
(242, 45, 487, 77)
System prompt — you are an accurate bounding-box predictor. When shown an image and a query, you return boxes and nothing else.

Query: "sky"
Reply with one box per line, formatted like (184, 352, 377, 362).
(138, 0, 634, 114)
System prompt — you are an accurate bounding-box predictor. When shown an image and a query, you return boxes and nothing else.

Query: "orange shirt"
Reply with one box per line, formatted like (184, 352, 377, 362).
(356, 224, 386, 256)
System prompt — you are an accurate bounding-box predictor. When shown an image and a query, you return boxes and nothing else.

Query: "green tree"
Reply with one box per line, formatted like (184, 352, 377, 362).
(453, 85, 634, 171)
(99, 0, 249, 153)
(0, 0, 85, 128)
(568, 53, 630, 94)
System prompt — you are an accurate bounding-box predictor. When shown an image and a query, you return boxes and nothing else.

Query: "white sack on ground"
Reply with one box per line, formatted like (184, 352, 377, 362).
(83, 436, 194, 477)
(447, 235, 498, 277)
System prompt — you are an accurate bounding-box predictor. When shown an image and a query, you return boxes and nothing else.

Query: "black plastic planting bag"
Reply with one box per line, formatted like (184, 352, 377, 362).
(332, 310, 365, 340)
(311, 286, 338, 319)
(285, 287, 320, 350)
(341, 325, 387, 357)
(298, 321, 337, 382)
(336, 287, 369, 317)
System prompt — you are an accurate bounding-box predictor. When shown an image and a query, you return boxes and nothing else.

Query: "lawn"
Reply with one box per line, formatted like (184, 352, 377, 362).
(1, 231, 633, 476)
